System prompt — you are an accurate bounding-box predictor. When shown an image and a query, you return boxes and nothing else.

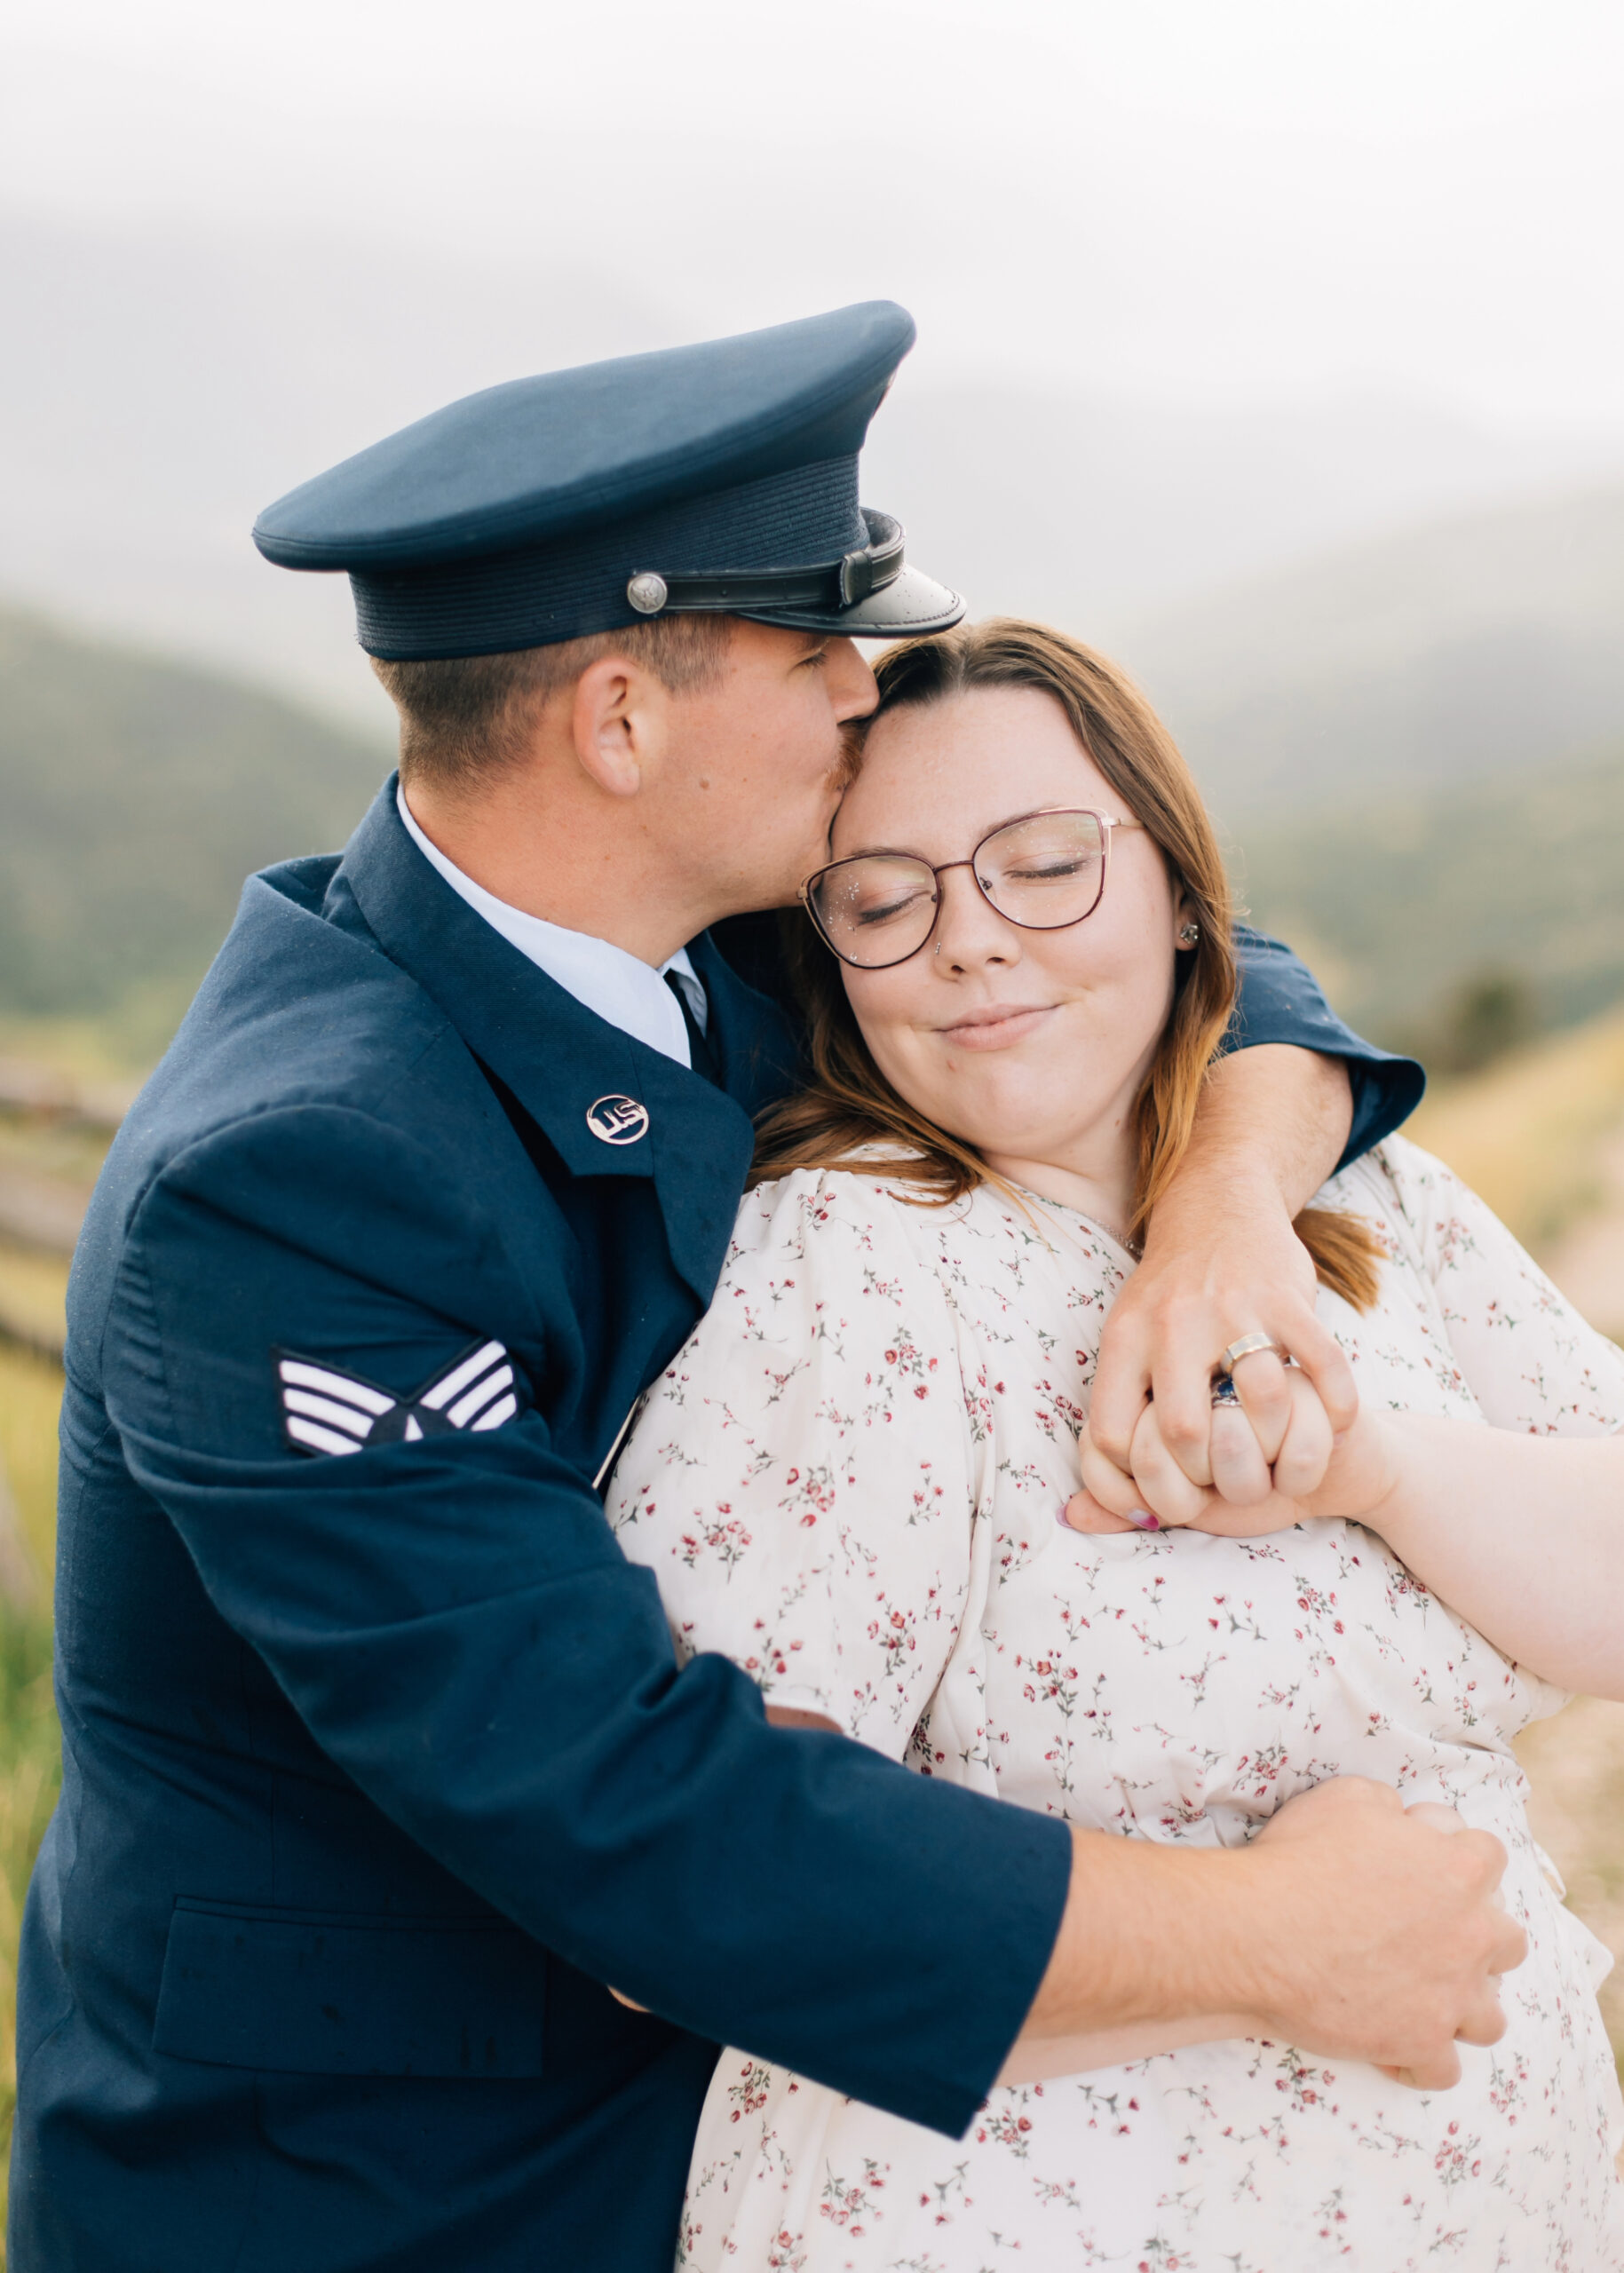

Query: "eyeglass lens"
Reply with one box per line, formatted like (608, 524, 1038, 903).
(809, 810, 1109, 970)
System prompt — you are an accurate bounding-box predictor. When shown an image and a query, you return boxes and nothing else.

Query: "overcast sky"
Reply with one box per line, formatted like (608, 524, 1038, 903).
(5, 0, 1623, 434)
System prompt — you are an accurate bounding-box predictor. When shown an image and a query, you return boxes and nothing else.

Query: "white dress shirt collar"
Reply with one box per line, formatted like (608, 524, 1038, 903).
(396, 786, 707, 1068)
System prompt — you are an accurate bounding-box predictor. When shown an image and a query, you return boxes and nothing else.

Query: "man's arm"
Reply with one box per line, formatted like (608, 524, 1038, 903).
(1089, 931, 1423, 1497)
(1225, 926, 1426, 1171)
(1091, 1042, 1356, 1493)
(1018, 1779, 1523, 2091)
(118, 1105, 1517, 2118)
(115, 1105, 1070, 2140)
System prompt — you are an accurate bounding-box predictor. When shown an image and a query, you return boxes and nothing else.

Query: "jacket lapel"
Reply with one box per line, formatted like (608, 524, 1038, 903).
(336, 782, 783, 1304)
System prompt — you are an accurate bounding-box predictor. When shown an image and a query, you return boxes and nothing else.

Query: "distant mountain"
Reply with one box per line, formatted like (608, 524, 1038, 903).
(1232, 739, 1624, 1048)
(864, 383, 1618, 641)
(2, 210, 1618, 729)
(4, 556, 1620, 1076)
(0, 606, 389, 1046)
(1120, 487, 1624, 819)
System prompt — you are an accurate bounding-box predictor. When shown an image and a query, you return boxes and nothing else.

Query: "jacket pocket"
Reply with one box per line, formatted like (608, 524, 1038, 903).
(154, 1898, 549, 2077)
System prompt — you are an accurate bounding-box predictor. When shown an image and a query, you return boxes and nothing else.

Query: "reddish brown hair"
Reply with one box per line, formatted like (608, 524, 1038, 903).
(753, 619, 1380, 1310)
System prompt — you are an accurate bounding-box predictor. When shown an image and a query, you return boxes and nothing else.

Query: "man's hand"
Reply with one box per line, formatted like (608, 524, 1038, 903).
(1243, 1781, 1521, 2087)
(1089, 1046, 1358, 1506)
(1020, 1776, 1525, 2089)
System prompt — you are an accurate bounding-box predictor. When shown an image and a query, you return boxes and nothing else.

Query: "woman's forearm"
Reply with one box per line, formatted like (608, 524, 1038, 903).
(1360, 1415, 1624, 1697)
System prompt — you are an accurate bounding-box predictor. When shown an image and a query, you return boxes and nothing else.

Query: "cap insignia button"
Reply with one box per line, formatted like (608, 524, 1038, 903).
(586, 1095, 651, 1145)
(625, 572, 669, 615)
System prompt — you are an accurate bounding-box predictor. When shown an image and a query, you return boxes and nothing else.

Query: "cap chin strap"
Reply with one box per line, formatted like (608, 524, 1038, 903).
(626, 509, 905, 618)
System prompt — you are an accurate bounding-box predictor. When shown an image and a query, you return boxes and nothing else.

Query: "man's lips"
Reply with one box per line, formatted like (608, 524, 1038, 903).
(936, 1002, 1058, 1050)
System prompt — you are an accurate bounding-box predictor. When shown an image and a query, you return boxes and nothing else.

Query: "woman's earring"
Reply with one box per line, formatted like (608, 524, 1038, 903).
(1178, 922, 1200, 946)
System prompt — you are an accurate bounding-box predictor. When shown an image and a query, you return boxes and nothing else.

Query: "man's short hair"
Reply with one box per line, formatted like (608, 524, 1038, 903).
(372, 615, 732, 793)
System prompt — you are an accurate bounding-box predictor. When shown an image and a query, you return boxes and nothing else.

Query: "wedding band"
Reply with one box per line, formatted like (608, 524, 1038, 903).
(1218, 1332, 1281, 1372)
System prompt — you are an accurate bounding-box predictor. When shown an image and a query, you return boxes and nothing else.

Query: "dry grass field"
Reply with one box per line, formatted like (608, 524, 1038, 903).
(1406, 1002, 1624, 1294)
(0, 1342, 68, 2219)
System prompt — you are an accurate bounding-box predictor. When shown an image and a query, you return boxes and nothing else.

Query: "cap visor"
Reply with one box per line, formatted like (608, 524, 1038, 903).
(736, 561, 964, 639)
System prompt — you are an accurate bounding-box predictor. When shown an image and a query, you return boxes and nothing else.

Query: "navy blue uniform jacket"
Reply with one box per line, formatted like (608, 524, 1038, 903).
(11, 784, 1421, 2271)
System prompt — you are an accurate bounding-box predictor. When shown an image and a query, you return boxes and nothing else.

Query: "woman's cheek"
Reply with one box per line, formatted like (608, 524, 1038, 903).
(860, 1019, 926, 1108)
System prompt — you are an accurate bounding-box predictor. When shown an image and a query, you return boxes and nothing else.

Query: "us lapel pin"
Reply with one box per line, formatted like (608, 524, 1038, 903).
(586, 1095, 650, 1144)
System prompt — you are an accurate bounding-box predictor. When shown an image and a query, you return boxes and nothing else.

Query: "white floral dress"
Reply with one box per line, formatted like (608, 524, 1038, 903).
(608, 1137, 1624, 2272)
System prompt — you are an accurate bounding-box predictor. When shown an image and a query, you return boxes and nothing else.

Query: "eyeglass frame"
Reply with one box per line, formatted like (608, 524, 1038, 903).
(799, 806, 1145, 972)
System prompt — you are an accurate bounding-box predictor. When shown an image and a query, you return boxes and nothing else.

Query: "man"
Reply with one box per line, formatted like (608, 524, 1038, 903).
(11, 303, 1520, 2271)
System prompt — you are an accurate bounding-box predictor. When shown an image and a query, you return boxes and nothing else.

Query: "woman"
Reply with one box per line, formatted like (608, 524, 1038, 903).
(607, 621, 1624, 2270)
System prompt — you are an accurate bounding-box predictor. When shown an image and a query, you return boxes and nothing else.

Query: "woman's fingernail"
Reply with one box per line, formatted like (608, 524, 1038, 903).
(1129, 1510, 1161, 1531)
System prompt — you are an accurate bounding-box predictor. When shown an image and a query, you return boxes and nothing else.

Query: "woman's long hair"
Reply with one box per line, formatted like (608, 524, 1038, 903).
(752, 618, 1380, 1311)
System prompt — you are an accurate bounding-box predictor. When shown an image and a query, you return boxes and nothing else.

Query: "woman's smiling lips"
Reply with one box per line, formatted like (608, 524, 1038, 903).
(935, 1002, 1058, 1050)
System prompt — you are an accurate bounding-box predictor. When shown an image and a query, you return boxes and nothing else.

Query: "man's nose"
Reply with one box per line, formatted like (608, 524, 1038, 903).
(827, 638, 879, 725)
(931, 867, 1020, 970)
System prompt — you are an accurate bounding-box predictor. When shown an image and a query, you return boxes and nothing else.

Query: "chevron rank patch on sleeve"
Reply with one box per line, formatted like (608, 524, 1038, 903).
(274, 1340, 522, 1457)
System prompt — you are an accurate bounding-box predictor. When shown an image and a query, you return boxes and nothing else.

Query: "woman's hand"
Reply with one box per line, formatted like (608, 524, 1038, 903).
(1066, 1379, 1400, 1537)
(1087, 1046, 1359, 1506)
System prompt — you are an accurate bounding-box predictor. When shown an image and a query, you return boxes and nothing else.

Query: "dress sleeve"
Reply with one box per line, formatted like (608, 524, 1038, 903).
(1375, 1136, 1624, 1436)
(608, 1169, 977, 1762)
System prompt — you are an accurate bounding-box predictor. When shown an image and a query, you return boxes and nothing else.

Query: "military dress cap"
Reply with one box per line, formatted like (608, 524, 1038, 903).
(252, 300, 962, 659)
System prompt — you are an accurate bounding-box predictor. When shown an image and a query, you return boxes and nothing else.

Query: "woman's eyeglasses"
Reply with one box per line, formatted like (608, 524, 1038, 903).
(800, 808, 1144, 972)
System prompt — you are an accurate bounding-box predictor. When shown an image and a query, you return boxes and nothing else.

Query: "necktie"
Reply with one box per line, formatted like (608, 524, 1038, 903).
(664, 970, 717, 1083)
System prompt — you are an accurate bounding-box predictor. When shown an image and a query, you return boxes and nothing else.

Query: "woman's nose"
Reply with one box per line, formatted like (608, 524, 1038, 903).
(931, 865, 1021, 972)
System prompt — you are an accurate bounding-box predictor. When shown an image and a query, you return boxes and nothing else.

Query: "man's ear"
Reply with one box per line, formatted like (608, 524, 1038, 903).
(569, 652, 671, 799)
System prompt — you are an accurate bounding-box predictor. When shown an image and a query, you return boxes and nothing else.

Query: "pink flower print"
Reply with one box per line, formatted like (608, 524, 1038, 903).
(819, 2158, 888, 2233)
(923, 2159, 970, 2222)
(677, 1516, 753, 1578)
(1235, 1740, 1290, 1802)
(972, 2106, 1035, 2158)
(726, 2059, 773, 2119)
(1488, 2049, 1529, 2120)
(1432, 2119, 1484, 2186)
(867, 1599, 918, 1678)
(1311, 2187, 1351, 2246)
(907, 1465, 947, 1525)
(778, 1461, 838, 1527)
(1384, 1563, 1432, 1615)
(1263, 2045, 1335, 2114)
(741, 1620, 805, 1681)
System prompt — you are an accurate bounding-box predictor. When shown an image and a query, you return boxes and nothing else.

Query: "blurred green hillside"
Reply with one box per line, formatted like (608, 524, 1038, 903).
(1125, 484, 1624, 819)
(0, 606, 390, 1058)
(1235, 738, 1624, 1056)
(4, 574, 1623, 1083)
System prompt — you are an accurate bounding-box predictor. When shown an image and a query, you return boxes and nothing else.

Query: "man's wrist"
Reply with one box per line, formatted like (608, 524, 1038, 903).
(1169, 1046, 1352, 1224)
(1139, 1155, 1303, 1267)
(1027, 1828, 1269, 2039)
